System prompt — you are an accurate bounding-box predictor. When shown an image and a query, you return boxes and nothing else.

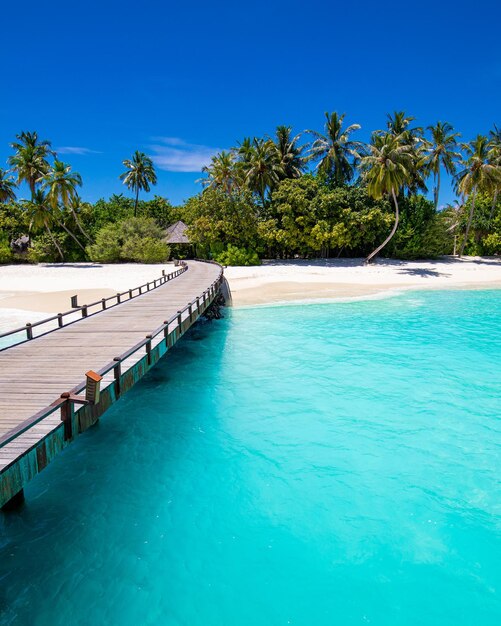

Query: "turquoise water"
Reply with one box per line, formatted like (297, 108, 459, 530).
(1, 290, 500, 625)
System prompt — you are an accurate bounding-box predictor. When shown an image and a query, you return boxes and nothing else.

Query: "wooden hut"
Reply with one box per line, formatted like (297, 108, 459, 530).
(163, 220, 193, 257)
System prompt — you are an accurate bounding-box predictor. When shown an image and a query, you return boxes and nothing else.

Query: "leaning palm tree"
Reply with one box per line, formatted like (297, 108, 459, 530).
(25, 190, 64, 260)
(40, 159, 90, 239)
(0, 169, 17, 203)
(120, 151, 157, 216)
(241, 138, 283, 206)
(270, 125, 305, 180)
(200, 151, 238, 194)
(8, 131, 54, 199)
(307, 112, 362, 186)
(456, 135, 501, 257)
(425, 122, 461, 209)
(67, 194, 93, 240)
(41, 160, 89, 239)
(359, 132, 414, 264)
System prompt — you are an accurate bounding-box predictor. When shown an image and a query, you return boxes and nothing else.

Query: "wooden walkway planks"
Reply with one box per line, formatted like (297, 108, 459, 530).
(0, 261, 222, 486)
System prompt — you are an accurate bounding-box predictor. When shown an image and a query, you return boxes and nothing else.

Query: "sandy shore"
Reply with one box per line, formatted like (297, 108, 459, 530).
(0, 258, 500, 331)
(224, 257, 501, 306)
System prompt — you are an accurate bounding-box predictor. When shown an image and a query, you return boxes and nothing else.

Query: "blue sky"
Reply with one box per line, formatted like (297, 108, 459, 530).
(1, 0, 500, 206)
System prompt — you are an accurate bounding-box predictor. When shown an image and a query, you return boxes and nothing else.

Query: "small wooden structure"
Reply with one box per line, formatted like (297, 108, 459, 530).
(164, 220, 191, 246)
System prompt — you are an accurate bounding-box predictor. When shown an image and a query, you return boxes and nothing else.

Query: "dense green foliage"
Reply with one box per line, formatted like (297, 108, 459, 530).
(215, 245, 261, 266)
(87, 218, 170, 263)
(0, 114, 500, 264)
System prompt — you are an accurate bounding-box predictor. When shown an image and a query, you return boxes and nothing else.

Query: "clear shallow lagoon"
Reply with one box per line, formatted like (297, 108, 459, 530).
(1, 290, 500, 625)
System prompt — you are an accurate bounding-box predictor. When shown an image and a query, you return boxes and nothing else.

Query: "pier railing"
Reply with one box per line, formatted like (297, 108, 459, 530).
(0, 263, 188, 350)
(0, 261, 224, 450)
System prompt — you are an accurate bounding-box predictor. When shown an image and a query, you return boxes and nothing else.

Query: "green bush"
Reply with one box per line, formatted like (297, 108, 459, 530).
(215, 245, 260, 266)
(482, 233, 501, 255)
(0, 237, 12, 264)
(121, 236, 170, 263)
(87, 217, 170, 263)
(26, 232, 68, 263)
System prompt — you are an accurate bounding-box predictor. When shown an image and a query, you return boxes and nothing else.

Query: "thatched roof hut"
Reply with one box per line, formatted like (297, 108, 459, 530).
(164, 220, 191, 245)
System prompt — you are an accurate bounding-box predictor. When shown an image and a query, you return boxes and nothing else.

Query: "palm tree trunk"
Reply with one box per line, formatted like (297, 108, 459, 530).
(434, 168, 440, 210)
(459, 188, 476, 258)
(134, 186, 139, 217)
(45, 222, 64, 260)
(70, 209, 92, 241)
(57, 220, 87, 252)
(364, 188, 400, 264)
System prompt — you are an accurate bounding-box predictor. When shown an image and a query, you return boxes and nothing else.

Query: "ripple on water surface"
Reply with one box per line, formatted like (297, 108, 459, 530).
(0, 290, 500, 626)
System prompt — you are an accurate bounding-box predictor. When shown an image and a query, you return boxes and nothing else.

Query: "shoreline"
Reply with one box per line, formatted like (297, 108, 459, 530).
(224, 257, 501, 307)
(0, 258, 500, 327)
(231, 282, 501, 310)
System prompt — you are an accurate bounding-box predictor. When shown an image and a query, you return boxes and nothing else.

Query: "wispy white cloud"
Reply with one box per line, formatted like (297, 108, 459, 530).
(149, 137, 221, 173)
(57, 146, 101, 155)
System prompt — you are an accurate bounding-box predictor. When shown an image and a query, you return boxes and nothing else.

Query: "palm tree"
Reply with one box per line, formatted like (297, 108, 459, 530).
(120, 151, 157, 216)
(270, 126, 305, 180)
(8, 131, 54, 199)
(382, 112, 428, 196)
(425, 122, 461, 209)
(241, 138, 283, 206)
(40, 160, 89, 239)
(487, 125, 501, 223)
(200, 151, 238, 194)
(307, 112, 361, 186)
(385, 111, 421, 137)
(359, 132, 414, 264)
(443, 200, 464, 256)
(456, 135, 501, 257)
(0, 169, 17, 203)
(25, 190, 64, 260)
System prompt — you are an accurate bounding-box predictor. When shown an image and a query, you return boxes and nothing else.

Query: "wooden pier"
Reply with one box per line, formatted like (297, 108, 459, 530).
(0, 260, 224, 509)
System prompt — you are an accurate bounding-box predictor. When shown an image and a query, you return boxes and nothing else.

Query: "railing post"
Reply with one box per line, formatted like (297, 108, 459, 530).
(117, 293, 121, 304)
(26, 323, 33, 340)
(81, 305, 88, 318)
(113, 357, 121, 398)
(145, 335, 152, 365)
(177, 311, 182, 333)
(188, 303, 193, 323)
(57, 313, 63, 328)
(102, 298, 107, 310)
(163, 321, 169, 340)
(60, 392, 72, 440)
(129, 289, 133, 299)
(139, 286, 142, 295)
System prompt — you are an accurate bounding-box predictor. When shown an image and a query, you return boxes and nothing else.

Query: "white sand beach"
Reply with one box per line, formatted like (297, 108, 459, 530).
(0, 258, 500, 331)
(224, 257, 501, 306)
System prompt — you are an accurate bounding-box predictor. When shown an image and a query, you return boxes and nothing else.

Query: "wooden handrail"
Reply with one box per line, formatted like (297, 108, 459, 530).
(0, 260, 224, 449)
(0, 263, 188, 350)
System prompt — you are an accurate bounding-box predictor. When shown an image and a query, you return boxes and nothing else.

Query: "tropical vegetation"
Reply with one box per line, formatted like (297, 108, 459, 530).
(0, 112, 500, 265)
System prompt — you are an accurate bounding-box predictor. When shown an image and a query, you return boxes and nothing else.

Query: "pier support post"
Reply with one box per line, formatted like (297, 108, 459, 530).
(1, 489, 25, 512)
(60, 392, 73, 440)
